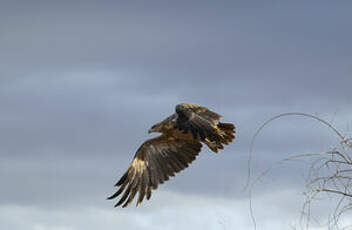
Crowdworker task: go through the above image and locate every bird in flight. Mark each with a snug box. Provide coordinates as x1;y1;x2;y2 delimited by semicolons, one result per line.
107;103;235;207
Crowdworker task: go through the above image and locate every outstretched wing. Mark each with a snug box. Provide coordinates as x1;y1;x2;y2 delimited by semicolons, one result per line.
107;135;202;208
175;103;222;141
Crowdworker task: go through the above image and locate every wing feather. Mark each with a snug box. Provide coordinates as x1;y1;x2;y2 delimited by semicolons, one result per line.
146;186;152;200
115;182;133;207
115;171;127;186
136;170;147;206
146;158;159;189
108;135;202;207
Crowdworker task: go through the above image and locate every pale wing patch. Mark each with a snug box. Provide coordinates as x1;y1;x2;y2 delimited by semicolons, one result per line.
131;158;147;173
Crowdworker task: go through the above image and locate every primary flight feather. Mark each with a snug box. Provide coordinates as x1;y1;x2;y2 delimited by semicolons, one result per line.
107;103;236;207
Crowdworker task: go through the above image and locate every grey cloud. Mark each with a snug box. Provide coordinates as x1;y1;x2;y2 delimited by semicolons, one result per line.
0;1;351;229
0;72;348;212
0;189;345;230
0;73;348;207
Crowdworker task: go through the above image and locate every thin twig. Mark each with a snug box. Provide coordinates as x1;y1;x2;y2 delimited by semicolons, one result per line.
245;112;346;191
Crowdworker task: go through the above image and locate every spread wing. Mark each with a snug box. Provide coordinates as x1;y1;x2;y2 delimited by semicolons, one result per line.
175;103;222;141
107;135;202;208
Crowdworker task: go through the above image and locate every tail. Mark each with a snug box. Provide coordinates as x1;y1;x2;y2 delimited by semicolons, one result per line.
218;122;236;144
204;122;235;153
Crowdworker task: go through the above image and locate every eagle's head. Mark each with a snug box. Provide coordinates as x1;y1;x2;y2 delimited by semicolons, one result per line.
148;123;162;134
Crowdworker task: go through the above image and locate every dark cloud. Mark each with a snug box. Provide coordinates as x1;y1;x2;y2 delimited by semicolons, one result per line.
0;1;351;229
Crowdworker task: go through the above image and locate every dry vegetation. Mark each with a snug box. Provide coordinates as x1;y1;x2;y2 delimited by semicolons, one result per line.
247;113;352;230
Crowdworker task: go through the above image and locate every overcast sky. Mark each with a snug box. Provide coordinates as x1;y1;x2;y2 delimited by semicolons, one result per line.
1;1;351;229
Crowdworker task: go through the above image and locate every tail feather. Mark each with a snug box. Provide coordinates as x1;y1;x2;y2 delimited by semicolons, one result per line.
218;122;236;144
204;122;235;153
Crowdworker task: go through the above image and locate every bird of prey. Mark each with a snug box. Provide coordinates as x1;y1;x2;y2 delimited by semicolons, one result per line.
107;103;235;208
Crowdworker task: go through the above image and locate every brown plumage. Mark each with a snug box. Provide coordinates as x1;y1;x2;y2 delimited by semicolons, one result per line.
107;103;236;207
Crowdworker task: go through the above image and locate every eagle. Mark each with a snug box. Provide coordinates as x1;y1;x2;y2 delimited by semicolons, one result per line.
107;103;235;207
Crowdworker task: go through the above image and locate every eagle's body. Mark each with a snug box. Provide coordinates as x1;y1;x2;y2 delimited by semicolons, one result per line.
108;103;235;207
